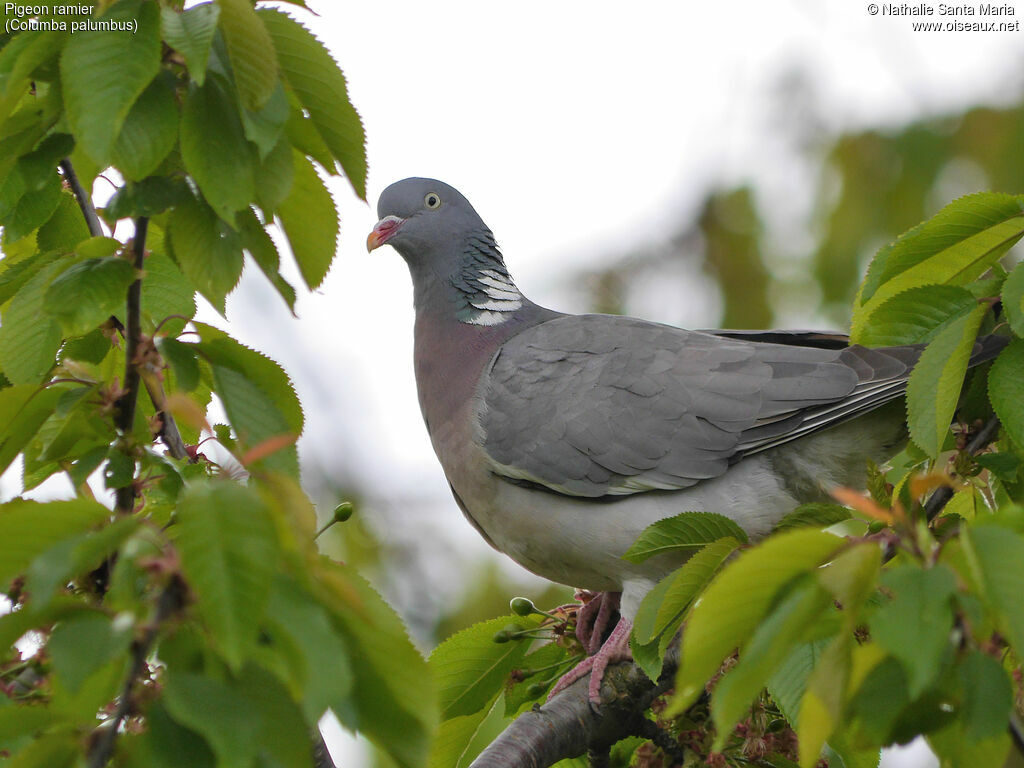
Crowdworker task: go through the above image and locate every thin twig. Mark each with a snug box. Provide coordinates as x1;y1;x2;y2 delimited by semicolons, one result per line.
85;575;186;768
114;218;148;514
58;158;104;238
924;416;1002;522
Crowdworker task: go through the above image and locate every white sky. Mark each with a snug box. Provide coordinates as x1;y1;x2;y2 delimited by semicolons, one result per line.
219;3;1022;764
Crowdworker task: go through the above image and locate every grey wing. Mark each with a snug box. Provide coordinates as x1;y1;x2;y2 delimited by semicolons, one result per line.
478;314;920;498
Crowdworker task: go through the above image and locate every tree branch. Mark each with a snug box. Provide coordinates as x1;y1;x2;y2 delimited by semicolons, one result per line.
469;648;679;768
85;575;187;768
924;416;1002;522
114;217;149;515
58;158;104;238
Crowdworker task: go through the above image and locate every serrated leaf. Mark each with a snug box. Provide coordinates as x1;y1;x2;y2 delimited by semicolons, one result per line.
238;207;296;312
773;503;852;532
43;257;135;337
989;338;1024;451
217;0;278;111
0;30;63;125
1;170;61;242
430;614;540;720
105;176;192;222
963;524;1024;660
0;260;63;384
797;634;851;768
111;72;178;182
36;192;90;252
631;536;739;672
166;195;243;314
852;193;1024;340
871;565;955;697
315;558;436;768
767;638;833;727
238;82;288;160
277;150;337;290
193;323;302;435
623;511;748;564
174;482;279;670
160;3;219;86
711;576;833;749
670;528;845;715
0;385;63;476
905;302;987;457
958;650;1012;743
258;8;366;198
0;248;62;306
428;707;493;768
156;337;200;392
140;246;196;329
0;498;110;587
1002;260;1024;338
163;670;261;768
180;78;256;221
253;135;294;214
855;285;980;347
265;575;353;722
60;0;161;166
49;611;132;694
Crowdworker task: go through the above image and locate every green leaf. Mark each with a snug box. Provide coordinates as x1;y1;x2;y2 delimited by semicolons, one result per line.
670;528;845;714
623;511;748;564
141;246;197;329
48;611;132;694
166;195;243;314
238;82;288;160
855;285;980;347
253;135;294;214
123;701;215;768
0;498;110;587
194;323;302;435
216;0;278;112
43;257;136;337
853;193;1024;339
36;192;90;252
238;207;296;311
1;169;61;243
958;650;1012;743
60;0;161;166
772;503;852;533
180;78;256;221
429;614;540;720
160;3;219;86
767;638;833;727
111;72;179;182
1002;259;1024;338
257;8;367;198
870;565;955;697
963;524;1024;659
105;176;192;222
989;339;1024;451
928;721;1011;768
0;385;63;475
797;634;851;768
711;576;833;749
905;302;987;457
163;670;261;768
630;537;739;679
157;338;200;392
0;261;64;384
265;575;353;722
174;482;279;670
429;707;493;768
0;30;64;125
276;150;338;290
1;730;77;768
315;558;436;768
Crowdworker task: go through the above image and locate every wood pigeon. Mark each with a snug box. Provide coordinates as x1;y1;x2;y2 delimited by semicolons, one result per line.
367;177;1002;704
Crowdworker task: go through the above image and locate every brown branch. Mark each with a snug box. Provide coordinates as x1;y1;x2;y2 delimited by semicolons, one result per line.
114;218;149;515
86;575;187;768
924;416;1002;522
469;648;679;768
58;158;104;238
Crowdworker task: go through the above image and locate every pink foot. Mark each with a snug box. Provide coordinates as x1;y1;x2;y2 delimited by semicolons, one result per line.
548;615;633;706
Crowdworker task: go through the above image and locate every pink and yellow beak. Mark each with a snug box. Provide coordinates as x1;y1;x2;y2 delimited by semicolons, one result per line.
367;215;404;252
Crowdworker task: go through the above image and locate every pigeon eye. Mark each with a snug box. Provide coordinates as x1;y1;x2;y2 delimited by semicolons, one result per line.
424;193;441;209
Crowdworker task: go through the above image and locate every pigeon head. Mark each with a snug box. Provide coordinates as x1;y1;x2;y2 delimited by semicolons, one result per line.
368;178;525;325
367;178;485;258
